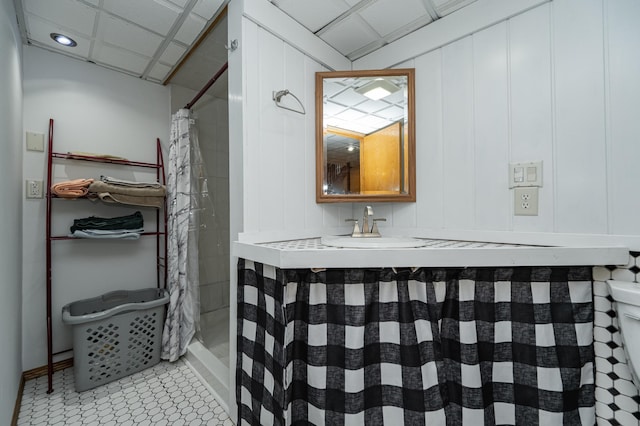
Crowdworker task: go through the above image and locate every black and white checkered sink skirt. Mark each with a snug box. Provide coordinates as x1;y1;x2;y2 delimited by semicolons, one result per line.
237;260;594;425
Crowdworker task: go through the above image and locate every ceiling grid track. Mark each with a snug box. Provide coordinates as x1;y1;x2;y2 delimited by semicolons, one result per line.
315;0;376;36
14;0;487;84
140;0;201;79
12;0;28;44
420;0;441;21
86;0;102;63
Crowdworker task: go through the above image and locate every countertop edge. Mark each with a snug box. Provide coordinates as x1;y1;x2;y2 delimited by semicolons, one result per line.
233;240;629;269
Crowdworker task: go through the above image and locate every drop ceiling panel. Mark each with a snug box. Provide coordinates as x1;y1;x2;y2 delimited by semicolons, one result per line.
23;0;97;37
323;73;409;136
331;87;369;107
323;80;349;98
14;0;484;87
358;0;430;37
355;99;393;113
320;15;379;56
97;14;163;57
383;90;407;104
167;0;190;7
174;13;207;45
148;62;172;81
93;42;150;74
336;108;366;122
354;114;391;130
102;0;181;36
324;101;348;116
25;14;92;57
159;42;187;65
273;0;351;33
192;0;224;20
375;105;405;120
431;0;478;16
329;119;375;135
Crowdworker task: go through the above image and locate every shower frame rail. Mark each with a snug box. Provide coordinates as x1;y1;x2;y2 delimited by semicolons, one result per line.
184;61;228;110
44;118;167;393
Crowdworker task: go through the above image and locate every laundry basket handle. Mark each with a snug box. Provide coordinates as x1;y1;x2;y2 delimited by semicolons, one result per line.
101;290;130;304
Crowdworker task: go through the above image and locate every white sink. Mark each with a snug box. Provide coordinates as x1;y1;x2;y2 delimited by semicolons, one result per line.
320;235;426;249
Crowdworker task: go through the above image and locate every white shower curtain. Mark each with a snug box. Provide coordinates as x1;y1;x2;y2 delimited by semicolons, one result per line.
161;108;206;361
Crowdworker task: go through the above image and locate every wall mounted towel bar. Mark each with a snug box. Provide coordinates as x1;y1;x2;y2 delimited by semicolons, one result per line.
273;89;306;115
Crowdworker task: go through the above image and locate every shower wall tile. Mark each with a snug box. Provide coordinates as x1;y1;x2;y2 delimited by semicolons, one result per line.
221;280;230;309
593;256;640;425
199;282;215;313
192;95;231;319
202;257;226;284
201;281;228;314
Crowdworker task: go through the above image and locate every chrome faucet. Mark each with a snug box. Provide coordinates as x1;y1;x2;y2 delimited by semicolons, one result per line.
362;206;373;235
346;206;386;237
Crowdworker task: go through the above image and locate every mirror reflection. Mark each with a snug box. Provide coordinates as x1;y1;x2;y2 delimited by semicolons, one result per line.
316;69;415;203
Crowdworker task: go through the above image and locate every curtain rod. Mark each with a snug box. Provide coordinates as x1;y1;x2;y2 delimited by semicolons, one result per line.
185;61;229;110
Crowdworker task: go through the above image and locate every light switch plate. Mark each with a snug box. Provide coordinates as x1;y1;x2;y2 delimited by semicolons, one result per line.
26;132;45;152
509;161;542;188
514;187;538;216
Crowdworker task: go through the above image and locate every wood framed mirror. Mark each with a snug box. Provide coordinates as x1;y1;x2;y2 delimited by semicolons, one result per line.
316;68;416;203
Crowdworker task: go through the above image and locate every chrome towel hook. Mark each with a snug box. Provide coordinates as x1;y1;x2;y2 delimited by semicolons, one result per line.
225;39;238;51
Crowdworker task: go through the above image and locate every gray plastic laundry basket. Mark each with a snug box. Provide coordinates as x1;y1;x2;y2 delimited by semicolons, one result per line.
62;288;169;392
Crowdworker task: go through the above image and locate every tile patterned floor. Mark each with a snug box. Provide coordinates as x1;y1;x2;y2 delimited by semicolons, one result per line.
17;359;234;426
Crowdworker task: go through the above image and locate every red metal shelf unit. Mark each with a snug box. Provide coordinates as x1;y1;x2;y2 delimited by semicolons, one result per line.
44;118;167;393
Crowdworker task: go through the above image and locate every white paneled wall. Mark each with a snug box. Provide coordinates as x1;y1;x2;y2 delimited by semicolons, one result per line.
239;0;640;241
442;36;475;230
509;5;554;232
241;18;353;236
351;0;640;239
0;0;23;421
415;51;444;229
606;0;640;235
552;0;607;234
473;22;510;231
22;46;171;371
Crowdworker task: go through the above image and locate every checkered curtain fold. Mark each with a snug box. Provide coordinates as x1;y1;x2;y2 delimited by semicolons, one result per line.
237;261;594;425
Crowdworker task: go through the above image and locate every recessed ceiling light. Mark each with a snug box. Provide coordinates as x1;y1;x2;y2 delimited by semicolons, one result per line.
355;78;400;101
50;33;77;47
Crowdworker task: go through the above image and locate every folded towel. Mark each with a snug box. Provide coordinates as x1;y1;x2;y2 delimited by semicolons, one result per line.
88;181;166;197
51;178;95;198
100;175;163;189
71;211;143;233
66;152;128;161
90;192;165;209
70;229;143;240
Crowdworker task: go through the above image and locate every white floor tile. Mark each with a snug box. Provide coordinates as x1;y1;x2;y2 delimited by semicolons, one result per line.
17;359;233;425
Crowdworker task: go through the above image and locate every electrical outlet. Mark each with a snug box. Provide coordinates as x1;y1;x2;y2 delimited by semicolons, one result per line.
26;180;44;199
514;187;538;216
